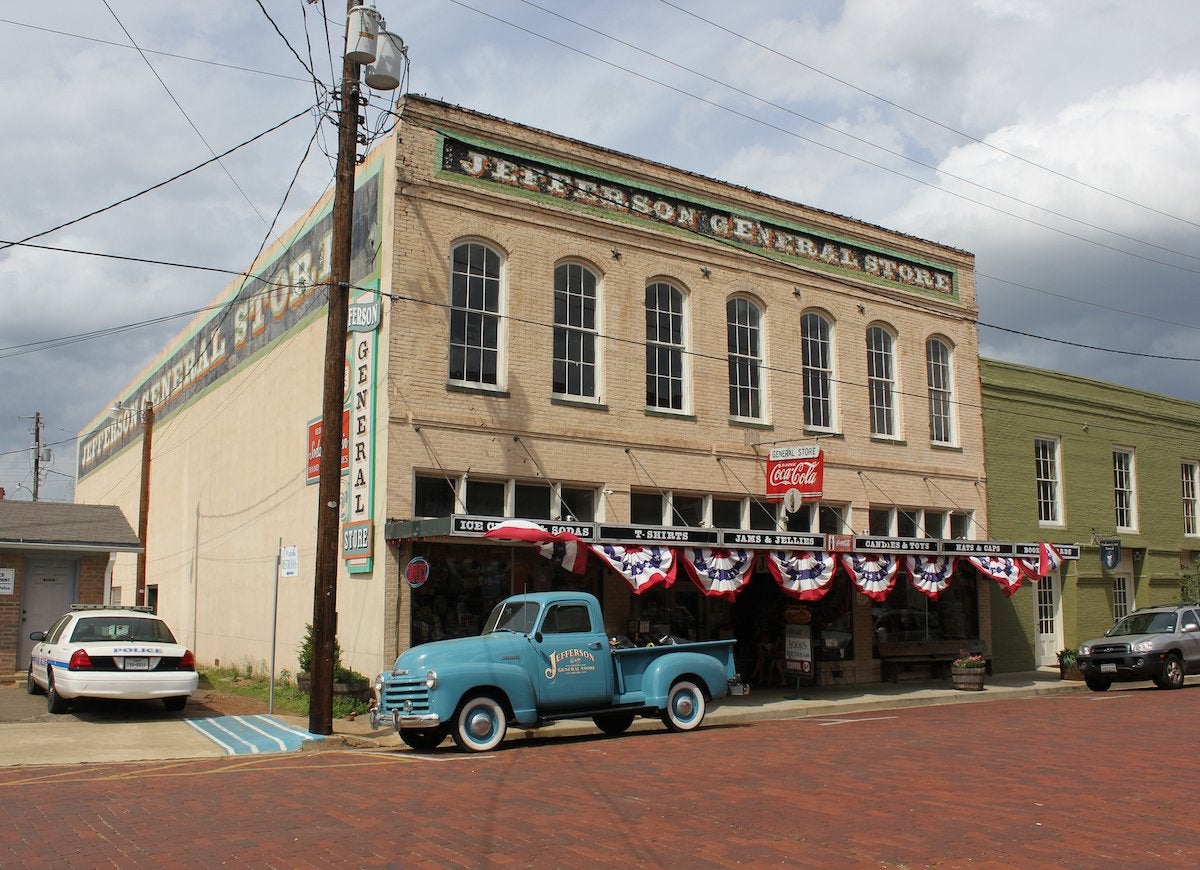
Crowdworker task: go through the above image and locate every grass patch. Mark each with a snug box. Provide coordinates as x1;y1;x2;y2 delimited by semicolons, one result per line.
199;667;370;718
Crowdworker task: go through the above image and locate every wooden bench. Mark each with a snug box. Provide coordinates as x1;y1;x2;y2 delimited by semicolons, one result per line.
877;640;992;682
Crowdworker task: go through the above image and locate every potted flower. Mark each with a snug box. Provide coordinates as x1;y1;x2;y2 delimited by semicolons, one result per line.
950;650;987;691
1056;648;1082;681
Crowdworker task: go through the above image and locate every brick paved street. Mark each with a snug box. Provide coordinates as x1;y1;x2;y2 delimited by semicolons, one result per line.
1;687;1197;868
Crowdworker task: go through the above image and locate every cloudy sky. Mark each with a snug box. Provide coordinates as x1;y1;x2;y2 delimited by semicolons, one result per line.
2;0;1198;503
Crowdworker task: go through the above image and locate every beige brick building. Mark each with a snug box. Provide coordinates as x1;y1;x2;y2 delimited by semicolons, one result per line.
76;97;1016;686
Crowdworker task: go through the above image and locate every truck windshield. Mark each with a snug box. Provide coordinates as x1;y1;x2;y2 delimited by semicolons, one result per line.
483;600;540;634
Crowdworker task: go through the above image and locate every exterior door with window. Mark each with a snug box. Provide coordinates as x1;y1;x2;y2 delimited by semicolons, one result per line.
18;559;78;668
1033;569;1063;667
532;600;613;711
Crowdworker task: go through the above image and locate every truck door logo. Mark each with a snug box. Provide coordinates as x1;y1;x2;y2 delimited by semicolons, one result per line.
545;648;596;680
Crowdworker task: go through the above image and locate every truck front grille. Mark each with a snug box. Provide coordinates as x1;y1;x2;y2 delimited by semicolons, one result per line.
381;676;430;714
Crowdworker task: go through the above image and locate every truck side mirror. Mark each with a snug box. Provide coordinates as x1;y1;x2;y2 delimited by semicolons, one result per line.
534;631;543;643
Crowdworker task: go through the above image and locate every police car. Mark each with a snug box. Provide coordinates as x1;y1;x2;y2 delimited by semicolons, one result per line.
26;605;199;714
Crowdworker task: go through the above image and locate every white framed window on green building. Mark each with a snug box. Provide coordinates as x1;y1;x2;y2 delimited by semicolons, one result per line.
1183;461;1198;537
1112;447;1137;532
1034;436;1063;526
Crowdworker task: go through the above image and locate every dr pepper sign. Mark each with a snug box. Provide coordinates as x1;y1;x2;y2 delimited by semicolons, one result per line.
766;445;824;509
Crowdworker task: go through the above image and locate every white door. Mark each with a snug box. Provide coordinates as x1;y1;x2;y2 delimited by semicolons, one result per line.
1033;569;1062;667
18;559;78;668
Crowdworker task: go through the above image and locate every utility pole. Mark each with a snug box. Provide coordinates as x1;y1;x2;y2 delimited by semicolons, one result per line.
136;401;154;607
31;412;41;501
309;0;363;737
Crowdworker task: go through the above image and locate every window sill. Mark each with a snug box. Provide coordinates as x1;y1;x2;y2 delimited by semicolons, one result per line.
729;417;772;430
870;435;906;446
552;396;608;411
803;429;844;439
446;382;510;398
645;407;696;421
930;442;962;452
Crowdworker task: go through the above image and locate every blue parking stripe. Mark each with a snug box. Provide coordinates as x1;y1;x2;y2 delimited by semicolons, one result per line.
186;715;323;755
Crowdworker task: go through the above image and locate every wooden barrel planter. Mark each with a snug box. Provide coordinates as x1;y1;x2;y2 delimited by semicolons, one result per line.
950;665;986;691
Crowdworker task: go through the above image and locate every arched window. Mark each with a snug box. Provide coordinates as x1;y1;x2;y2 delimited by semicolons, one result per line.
727;297;763;419
645;282;686;411
449;241;502;386
866;325;896;437
801;311;834;429
553;263;599;399
926;337;954;444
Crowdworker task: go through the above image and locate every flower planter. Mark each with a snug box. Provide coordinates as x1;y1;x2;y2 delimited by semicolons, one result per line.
951;665;986;691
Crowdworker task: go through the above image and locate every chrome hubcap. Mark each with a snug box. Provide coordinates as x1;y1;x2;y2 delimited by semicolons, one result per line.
675;694;694;719
468;709;493;738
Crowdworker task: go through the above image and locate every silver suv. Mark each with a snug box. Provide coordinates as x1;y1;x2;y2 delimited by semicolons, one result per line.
1077;604;1200;692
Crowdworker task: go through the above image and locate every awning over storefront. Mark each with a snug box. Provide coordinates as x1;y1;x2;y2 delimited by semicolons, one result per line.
386;515;1079;602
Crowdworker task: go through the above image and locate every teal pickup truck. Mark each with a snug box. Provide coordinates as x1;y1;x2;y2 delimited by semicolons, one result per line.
371;591;746;752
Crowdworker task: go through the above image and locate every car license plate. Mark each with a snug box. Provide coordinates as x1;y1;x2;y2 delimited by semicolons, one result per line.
123;657;150;670
1101;663;1117;673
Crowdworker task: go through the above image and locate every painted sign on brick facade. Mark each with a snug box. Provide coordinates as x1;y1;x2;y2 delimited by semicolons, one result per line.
441;135;955;297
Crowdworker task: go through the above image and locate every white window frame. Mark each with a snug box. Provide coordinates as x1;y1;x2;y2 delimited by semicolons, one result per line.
1113;575;1131;620
448;240;505;389
866;324;897;438
1183;461;1198;537
1113;447;1138;532
1034;436;1064;526
801;311;835;431
727;296;764;421
552;261;601;402
926;337;955;445
645;281;689;413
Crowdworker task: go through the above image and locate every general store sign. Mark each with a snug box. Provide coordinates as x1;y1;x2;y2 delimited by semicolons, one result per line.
442;136;956;298
766;446;824;502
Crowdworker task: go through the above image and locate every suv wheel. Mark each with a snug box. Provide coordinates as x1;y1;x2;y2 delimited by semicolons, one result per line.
1155;654;1185;690
1084;676;1111;692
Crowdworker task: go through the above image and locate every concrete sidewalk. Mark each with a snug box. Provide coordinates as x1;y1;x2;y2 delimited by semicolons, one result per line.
303;668;1089;750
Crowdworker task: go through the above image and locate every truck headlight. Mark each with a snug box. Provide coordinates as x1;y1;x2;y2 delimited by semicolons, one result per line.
1079;645;1090;656
425;669;438;689
1132;640;1155;653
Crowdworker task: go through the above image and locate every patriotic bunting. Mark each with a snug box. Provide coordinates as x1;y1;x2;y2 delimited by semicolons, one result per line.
483;519;589;574
680;547;755;601
591;544;676;593
905;554;957;601
967;555;1024;597
839;553;901;602
765;550;837;601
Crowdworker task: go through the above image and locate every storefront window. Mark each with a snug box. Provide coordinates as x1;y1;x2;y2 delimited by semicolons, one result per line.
897;510;918;538
631;491;663;524
871;562;979;656
713;498;742;529
819;504;845;534
629;581;728;643
673;494;704;526
414;474;457;517
559;487;595;522
515;483;550;519
786;503;814;532
812;575;854;661
869;507;892;535
465;480;505;516
750;500;777;530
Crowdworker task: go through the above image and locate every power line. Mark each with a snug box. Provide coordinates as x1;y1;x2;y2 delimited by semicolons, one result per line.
654;0;1200;234
0;106;314;253
515;0;1200;268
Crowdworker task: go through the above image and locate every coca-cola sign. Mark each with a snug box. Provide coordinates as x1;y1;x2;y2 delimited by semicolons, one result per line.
766;445;824;502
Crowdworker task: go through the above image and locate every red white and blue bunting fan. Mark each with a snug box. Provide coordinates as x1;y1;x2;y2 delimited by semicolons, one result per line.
765;550;837;601
967;555;1024;597
1019;543;1064;582
680;547;755;601
839;553;900;602
591;544;676;593
483;519;588;574
905;554;957;601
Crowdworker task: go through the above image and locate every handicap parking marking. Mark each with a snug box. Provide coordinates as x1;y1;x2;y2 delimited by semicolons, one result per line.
186;715;323;755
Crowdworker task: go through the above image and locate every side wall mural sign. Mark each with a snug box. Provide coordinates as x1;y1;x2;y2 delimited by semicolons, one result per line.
77;168;382;480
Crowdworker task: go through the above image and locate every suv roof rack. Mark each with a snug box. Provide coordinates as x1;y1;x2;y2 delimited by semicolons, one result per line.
71;604;155;613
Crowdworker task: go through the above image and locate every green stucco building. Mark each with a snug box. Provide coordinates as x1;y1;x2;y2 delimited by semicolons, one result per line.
981;359;1200;672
